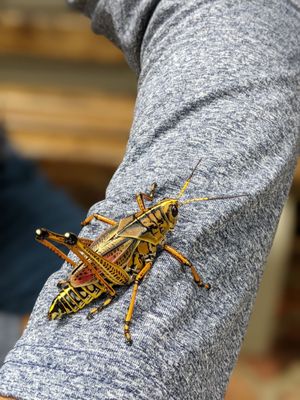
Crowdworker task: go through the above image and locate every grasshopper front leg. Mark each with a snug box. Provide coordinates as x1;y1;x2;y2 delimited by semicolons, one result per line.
136;182;157;211
163;244;211;290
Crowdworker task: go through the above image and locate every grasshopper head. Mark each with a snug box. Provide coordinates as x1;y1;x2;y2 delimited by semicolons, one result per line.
158;198;179;230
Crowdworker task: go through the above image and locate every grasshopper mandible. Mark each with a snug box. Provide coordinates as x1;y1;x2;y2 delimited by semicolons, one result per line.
35;160;245;344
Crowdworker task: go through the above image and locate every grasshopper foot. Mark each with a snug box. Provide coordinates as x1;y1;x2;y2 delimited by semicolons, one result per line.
124;321;133;346
198;281;211;290
180;263;187;273
125;336;133;346
87;310;96;320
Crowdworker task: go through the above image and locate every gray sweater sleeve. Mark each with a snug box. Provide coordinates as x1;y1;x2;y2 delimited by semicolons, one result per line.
1;1;299;399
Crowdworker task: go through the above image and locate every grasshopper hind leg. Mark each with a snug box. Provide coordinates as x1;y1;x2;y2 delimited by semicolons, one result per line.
87;295;115;320
124;261;153;345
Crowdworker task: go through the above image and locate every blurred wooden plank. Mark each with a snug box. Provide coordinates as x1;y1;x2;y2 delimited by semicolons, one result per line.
2;86;134;134
0;86;134;167
0;9;125;64
0;56;137;94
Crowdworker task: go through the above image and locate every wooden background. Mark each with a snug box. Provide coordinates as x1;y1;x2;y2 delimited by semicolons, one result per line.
0;1;136;207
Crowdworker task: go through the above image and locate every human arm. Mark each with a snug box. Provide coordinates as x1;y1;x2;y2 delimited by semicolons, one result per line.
0;1;299;399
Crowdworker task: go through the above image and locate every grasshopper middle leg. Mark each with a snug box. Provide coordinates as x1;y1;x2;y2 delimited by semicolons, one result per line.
163;244;211;290
81;213;117;226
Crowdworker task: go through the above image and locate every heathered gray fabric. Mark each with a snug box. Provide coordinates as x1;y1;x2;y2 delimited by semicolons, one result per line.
1;1;300;399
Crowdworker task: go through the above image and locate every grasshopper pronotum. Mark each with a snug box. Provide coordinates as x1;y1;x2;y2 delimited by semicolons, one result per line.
36;160;245;344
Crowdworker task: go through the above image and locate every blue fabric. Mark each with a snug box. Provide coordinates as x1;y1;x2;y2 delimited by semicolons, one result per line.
0;127;84;314
0;1;299;399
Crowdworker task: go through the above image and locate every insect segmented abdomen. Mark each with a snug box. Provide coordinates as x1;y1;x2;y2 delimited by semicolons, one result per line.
48;282;106;320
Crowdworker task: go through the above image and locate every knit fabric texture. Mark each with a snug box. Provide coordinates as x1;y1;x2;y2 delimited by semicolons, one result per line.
0;1;300;399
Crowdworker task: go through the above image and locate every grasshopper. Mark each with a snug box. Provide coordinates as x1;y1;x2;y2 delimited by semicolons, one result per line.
35;160;245;344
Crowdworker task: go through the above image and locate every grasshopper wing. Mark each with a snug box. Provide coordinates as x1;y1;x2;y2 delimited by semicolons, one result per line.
70;236;137;287
70;213;146;287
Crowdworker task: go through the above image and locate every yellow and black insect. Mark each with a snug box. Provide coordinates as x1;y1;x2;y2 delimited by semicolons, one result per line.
35;161;245;344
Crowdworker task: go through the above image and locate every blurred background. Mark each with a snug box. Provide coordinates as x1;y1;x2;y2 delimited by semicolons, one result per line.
0;1;299;399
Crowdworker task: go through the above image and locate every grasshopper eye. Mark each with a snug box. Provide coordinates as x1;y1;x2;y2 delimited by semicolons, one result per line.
171;204;178;217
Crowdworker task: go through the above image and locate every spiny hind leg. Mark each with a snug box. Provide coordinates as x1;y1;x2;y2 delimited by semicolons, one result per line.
35;228;78;268
36;229;117;296
163;244;211;290
136;182;157;211
35;228;93;268
36;228;94;268
81;214;117;227
124;261;153;345
78;237;94;246
87;295;115;320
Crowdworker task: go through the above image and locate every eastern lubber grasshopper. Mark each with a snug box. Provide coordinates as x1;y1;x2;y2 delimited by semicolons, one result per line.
35;160;245;344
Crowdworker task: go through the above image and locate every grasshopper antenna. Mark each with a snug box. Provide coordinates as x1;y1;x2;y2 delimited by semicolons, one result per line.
177;158;202;199
181;193;248;206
